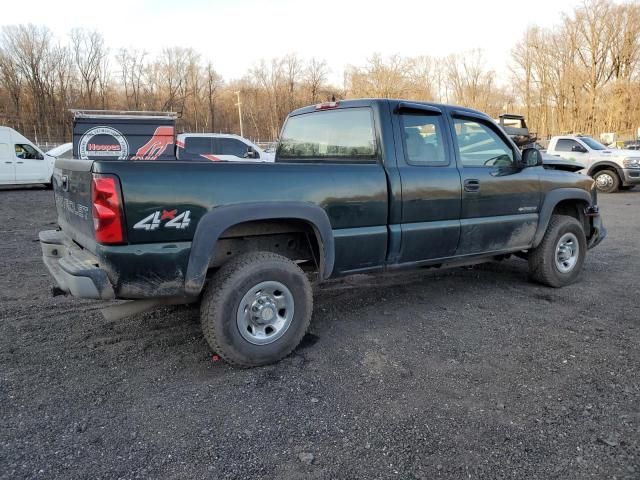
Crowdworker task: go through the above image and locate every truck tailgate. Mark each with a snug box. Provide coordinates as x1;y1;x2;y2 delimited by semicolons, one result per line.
53;158;97;253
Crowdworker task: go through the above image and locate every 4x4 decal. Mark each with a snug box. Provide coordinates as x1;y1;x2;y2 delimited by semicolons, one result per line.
134;209;191;230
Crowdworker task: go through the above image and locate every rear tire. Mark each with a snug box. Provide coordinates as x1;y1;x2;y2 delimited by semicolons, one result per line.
528;215;586;288
593;169;620;193
200;251;313;367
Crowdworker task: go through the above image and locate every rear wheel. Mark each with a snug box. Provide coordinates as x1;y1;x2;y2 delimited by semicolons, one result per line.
593;169;620;193
528;215;586;287
200;251;313;367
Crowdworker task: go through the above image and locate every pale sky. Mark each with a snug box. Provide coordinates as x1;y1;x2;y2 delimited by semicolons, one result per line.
2;0;585;85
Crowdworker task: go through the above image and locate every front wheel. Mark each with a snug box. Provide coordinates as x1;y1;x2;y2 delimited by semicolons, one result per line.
528;215;587;287
200;251;313;367
593;169;620;193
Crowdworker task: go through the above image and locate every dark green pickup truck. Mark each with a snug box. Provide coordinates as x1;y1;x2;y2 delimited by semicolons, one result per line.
40;99;605;366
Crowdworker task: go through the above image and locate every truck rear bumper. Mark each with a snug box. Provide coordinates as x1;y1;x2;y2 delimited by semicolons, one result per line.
39;230;115;300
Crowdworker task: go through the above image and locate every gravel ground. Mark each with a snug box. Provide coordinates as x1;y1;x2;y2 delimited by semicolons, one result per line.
1;186;638;480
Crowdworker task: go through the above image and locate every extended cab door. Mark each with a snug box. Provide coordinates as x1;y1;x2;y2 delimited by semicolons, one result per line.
450;112;540;255
392;103;461;263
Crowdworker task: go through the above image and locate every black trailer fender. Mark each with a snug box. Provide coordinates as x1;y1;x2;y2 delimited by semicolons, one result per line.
184;202;335;296
532;188;592;247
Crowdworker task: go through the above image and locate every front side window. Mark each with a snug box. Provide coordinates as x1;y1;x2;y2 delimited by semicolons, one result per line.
217;138;250;157
453;119;514;167
555;139;582;152
401;114;447;165
15;144;43;160
277;108;376;162
579;137;606;150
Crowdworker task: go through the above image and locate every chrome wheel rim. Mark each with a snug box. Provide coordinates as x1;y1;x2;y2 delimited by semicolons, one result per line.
555;232;579;273
236;281;294;345
595;173;614;190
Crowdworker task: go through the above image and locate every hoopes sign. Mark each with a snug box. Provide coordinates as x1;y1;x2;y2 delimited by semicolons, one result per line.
78;126;129;160
72;110;177;161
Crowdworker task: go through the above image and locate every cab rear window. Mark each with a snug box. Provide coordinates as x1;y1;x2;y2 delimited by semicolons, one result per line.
277;108;376;162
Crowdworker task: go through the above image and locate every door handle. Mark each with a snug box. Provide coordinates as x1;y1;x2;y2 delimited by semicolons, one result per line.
464;179;480;192
16;161;24;164
4;161;12;164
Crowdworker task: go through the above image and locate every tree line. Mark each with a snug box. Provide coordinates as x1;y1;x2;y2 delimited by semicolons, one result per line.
1;0;639;145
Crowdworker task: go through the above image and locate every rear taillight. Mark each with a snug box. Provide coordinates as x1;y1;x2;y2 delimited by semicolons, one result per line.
91;174;125;244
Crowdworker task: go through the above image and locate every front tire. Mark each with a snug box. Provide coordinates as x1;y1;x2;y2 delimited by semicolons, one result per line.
528;215;586;288
593;169;620;193
200;251;313;367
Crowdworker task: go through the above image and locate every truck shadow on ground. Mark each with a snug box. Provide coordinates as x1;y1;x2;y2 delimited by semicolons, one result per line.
126;257;552;365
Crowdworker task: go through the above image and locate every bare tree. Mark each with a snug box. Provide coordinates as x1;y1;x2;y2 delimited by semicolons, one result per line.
1;24;56;140
305;57;327;103
204;62;222;131
0;49;23;128
70;29;107;106
116;48;147;110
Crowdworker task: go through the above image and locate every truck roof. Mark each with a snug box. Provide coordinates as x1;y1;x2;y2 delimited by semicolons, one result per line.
551;134;593;139
288;98;489;118
176;133;251;140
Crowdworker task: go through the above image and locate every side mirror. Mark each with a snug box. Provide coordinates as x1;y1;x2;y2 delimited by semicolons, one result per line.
521;148;543;167
244;147;258;159
571;145;586;153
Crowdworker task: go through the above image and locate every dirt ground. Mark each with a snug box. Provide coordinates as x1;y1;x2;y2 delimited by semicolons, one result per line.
1;186;638;480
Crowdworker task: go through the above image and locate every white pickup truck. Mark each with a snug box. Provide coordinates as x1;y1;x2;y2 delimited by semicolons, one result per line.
175;133;274;163
546;135;640;193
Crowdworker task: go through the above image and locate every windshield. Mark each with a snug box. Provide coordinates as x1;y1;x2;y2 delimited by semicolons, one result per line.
579;137;607;150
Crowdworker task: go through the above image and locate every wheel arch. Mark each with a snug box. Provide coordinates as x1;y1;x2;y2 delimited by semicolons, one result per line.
587;161;624;180
185;202;334;296
532;188;592;248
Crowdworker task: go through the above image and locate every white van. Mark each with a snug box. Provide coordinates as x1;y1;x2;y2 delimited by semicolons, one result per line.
176;133;275;162
0;127;55;187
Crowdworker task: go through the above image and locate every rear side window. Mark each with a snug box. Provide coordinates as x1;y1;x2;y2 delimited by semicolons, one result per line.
401;114;448;165
555;139;580;152
182;137;213;160
277;108;376;162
